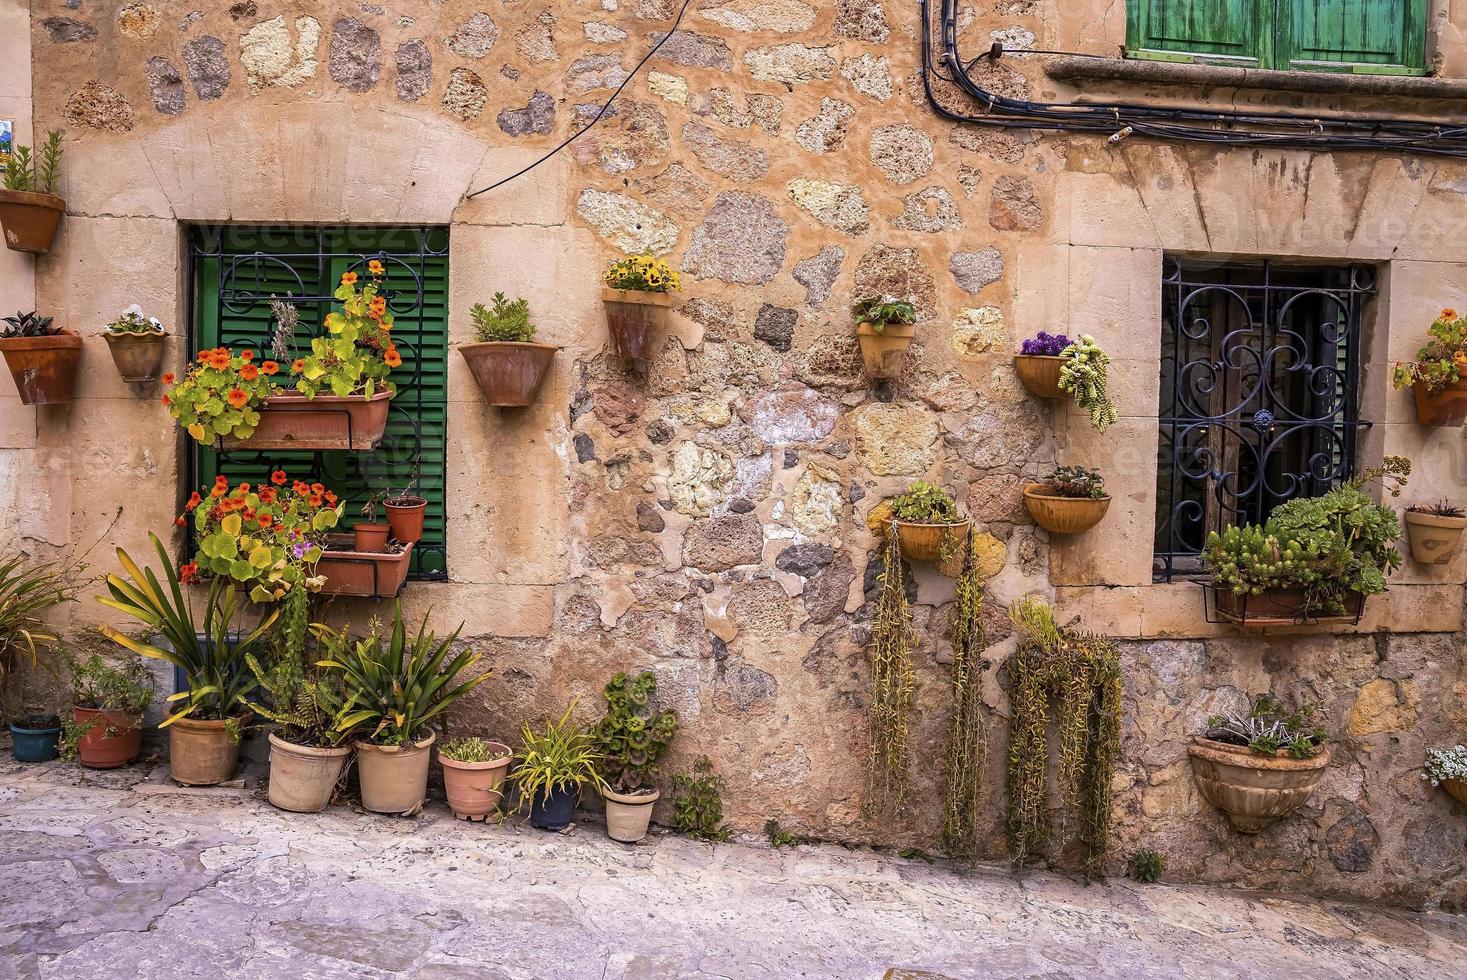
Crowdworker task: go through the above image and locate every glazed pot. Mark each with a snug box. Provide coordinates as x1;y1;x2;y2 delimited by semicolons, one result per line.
355;731;435;815
1023;484;1111;534
1403;509;1467;564
528;784;580;831
439;742;513;821
1411;379;1467;427
602;288;671;360
316;537;414;598
1211;587;1365;627
267;733;351;813
1445;778;1467;807
458;341;558;407
384;496;427;544
1013;354;1066;399
0;189;65;254
604;787;659;843
73;707;142;769
1188;736;1329;833
0;331;83;405
168;716;244;786
353;522;390;553
880;518;971;563
9;718;61;762
856;321;916;379
102;331;167;384
219;390;392;451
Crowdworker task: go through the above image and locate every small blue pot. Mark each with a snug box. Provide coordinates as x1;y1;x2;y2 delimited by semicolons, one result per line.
528;785;579;831
10;720;61;763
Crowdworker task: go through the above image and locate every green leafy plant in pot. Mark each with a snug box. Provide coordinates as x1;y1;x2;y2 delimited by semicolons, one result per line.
877;480;971;565
0;553;79;763
590;670;678;843
852;294;917;379
61;651;154;769
458;292;559;407
511;702;608;831
1;309;82;405
0;129;65;254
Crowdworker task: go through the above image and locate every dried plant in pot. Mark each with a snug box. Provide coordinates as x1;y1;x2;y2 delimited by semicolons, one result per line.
438;736;513;821
875;480;971;563
1423;745;1467;807
1024;466;1111;535
383;474;428;545
510;702;608;832
0;310;82;405
61;651;154;769
602;254;679;361
353;491;391;553
853;295;917;379
1188;694;1329;833
458;293;558;407
102;305;168;384
1402;501;1467;565
1393;308;1467;426
0;130;65;254
591;671;678;843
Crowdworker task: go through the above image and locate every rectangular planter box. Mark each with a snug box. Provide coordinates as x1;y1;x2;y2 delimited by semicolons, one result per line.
1207;585;1365;628
315;536;413;598
220;391;392;451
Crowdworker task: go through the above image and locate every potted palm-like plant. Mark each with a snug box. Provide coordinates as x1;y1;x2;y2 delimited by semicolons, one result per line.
1188;694;1329;832
318;605;492;816
99;535;279;786
602;254;679;360
439;736;514;821
61;651;154;769
1;310;82;405
591;671;678;843
1402;501;1467;564
102;305;168;384
876;480;971;562
458;293;558;407
853;295;917;379
1024;466;1111;534
0;129;65;254
511;702;608;832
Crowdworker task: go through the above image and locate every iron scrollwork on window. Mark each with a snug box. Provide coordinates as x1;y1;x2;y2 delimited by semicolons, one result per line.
1154;259;1374;583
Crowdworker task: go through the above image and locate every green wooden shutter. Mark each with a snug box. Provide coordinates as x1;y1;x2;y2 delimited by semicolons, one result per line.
1126;0;1269;67
1276;0;1426;75
191;226;449;579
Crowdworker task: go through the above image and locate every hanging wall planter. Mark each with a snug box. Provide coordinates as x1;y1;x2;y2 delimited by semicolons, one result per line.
1409;381;1467;427
1188;736;1329;833
102;307;168;384
0;313;82;405
1393;310;1467;426
1403;505;1467;564
1206;586;1366;628
459;341;557;406
852;295;918;380
1012;354;1065;399
0;131;67;254
875;481;970;563
315;536;414;598
603;289;671;360
220;391;393;451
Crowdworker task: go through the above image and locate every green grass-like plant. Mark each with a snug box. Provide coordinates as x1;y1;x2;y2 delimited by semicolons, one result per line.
440;736;508;763
510;702;608;808
0;554;80;679
887;480;962;524
2;130;62;194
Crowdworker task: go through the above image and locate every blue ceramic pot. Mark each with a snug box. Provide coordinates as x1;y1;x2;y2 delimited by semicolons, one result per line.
10;719;61;763
528;784;579;831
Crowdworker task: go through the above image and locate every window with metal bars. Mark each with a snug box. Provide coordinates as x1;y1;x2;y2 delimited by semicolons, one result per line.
1153;258;1374;583
187;225;450;579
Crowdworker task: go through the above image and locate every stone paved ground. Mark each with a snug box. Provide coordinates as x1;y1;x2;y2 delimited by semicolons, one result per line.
1;755;1464;980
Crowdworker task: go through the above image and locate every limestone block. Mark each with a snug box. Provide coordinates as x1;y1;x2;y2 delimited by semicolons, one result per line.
1347;679;1421;736
1349;158;1433;260
1394;164;1467;261
1012;242;1069;338
318;583;555;638
0;398;36;449
1062;168;1160;250
1049;416;1157;588
456;150;571;229
0;0;31;98
59;138;173;219
1064;245;1163;355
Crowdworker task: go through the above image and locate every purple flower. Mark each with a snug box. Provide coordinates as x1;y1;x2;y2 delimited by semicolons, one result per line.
1021;331;1072;356
291;541;309;559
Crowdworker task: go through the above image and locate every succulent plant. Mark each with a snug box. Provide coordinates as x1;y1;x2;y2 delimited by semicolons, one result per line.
1;311;58;339
671;755;731;841
1020;330;1071;356
887;480;962;524
1047;466;1106;500
1423;745;1467;786
1204;693;1327;759
590;670;678;795
1127;849;1164;884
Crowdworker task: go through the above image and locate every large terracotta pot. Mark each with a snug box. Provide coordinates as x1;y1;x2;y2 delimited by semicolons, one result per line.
439;742;513;821
1403;509;1467;564
355;731;435;815
316;537;414;598
879;518;971;563
1445;778;1467;807
1188;736;1329;833
1411;379;1467;427
604;787;659;843
169;716;244;786
0;331;82;405
458;342;557;407
0;189;64;254
603;288;671;360
267;733;351;813
73;707;142;769
384;496;427;544
1211;587;1365;627
1013;354;1066;399
102;331;167;384
1023;484;1111;534
219;390;392;451
856;322;915;379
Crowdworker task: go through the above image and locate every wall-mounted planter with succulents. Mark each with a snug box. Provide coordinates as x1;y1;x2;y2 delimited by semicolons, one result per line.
853;295;916;380
603;255;680;361
458;293;557;406
0;130;65;255
877;481;971;563
1424;745;1467;807
1013;331;1118;432
1023;466;1110;535
1393;308;1467;426
1188;695;1329;832
0;311;81;405
1403;502;1467;564
102;306;168;384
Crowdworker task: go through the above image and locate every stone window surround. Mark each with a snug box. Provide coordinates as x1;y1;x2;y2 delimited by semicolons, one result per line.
1025;150;1467;640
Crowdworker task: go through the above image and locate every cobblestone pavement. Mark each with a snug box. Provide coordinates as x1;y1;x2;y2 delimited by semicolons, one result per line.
1;755;1463;980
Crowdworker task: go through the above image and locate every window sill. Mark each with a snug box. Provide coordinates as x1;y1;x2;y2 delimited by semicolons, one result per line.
1044;56;1467;102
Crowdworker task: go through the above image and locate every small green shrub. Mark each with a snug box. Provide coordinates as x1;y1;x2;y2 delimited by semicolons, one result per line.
440;736;508;764
2;130;62;194
591;670;677;795
671;755;732;841
469;292;536;343
764;820;805;848
852;294;916;333
888;480;961;524
59;650;155;761
1127;849;1164;884
1046;466;1106;500
1;311;59;339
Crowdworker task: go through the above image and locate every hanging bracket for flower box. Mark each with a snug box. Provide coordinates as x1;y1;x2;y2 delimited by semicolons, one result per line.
315;535;414;598
1200;583;1366;629
218;391;392;452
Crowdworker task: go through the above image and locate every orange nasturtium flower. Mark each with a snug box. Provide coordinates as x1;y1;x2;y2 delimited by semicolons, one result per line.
384;346;402;368
293;480;310;494
186;491;202;510
369;295;387;318
240;363;260;382
162;372;176;385
1442;308;1459;320
226;387;249;408
324;491;338;505
261;360;279;375
308;493;323;507
368;259;385;276
341;271;358;287
271;470;288;486
161;394;171;406
291;359;305;374
240;350;255;362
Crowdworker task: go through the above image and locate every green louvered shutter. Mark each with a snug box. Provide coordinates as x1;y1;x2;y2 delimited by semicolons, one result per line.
1126;0;1269;67
1276;0;1426;75
191;226;449;579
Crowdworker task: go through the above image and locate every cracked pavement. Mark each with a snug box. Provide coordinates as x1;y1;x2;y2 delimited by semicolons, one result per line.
1;753;1464;979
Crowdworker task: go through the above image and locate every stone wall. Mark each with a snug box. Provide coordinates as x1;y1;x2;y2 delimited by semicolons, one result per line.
3;0;1465;910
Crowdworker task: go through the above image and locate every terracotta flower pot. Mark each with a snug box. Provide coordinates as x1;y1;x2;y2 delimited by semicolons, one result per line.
353;523;390;553
1013;354;1066;399
1445;778;1467;807
603;288;671;360
0;189;65;254
1411;379;1467;427
168;716;244;786
355;732;435;816
1188;736;1329;833
103;331;167;384
0;331;82;405
604;787;659;843
856;322;916;379
439;742;513;821
1211;587;1365;627
267;733;351;813
316;537;414;598
879;518;971;562
458;341;557;407
219;390;392;451
1403;510;1467;564
384;496;427;544
73;707;142;769
1023;484;1111;534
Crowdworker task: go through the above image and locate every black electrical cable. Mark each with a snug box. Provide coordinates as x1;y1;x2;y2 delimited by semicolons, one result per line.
464;0;695;200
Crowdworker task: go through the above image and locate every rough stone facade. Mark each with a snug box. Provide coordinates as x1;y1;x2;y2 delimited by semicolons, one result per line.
2;0;1466;912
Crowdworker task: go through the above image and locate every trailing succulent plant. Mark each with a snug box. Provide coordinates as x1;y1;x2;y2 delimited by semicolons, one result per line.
1204;693;1327;759
941;528;988;863
1057;334;1119;433
1;311;59;339
887;480;962;524
852;294;917;334
1423;745;1467;787
470;292;537;344
1046;466;1107;500
1203;456;1410;617
1127;849;1165;884
865;522;915;815
671;755;732;841
590;670;678;795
